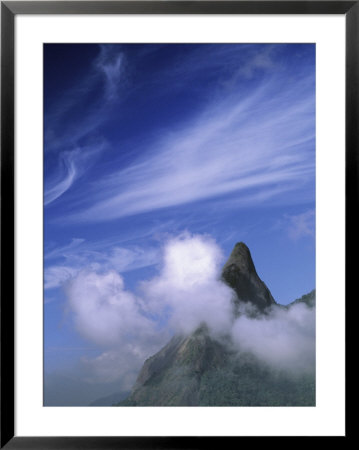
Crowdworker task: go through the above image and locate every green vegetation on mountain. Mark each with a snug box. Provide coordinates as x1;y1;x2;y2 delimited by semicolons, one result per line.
116;242;315;407
289;289;316;308
118;325;314;406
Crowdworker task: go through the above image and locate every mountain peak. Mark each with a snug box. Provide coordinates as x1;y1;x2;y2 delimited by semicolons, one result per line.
222;242;276;311
225;242;256;273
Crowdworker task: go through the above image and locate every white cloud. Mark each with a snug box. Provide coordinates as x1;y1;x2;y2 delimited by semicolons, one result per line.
44;154;76;206
44;265;78;290
231;303;315;374
44;240;160;291
64;234;234;343
67;73;314;223
44;46;127;156
107;246;159;272
142;233;235;335
45;142;105;206
237;45;277;79
65;270;160;347
95;45;125;101
63;234;235;390
286;209;315;240
45;238;85;260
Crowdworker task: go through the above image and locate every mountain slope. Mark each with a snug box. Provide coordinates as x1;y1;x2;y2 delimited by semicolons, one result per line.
289;289;316;308
119;325;314;406
120;326;229;406
117;242;315;407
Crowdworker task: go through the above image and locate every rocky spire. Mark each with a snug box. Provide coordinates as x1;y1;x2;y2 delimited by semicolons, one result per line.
221;242;276;311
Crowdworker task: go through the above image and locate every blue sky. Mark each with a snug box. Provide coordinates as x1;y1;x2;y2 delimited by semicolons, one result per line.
44;44;315;405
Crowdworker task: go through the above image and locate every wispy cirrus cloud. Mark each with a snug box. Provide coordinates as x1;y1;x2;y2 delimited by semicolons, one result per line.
45;265;79;290
44;141;106;206
44;45;126;206
44;238;160;291
44;155;76;206
45;45;127;153
64;72;314;223
287;209;315;240
272;209;315;241
95;45;126;101
45;238;85;260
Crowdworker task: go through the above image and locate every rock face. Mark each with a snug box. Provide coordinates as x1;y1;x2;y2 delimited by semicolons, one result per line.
222;242;276;311
117;242;315;407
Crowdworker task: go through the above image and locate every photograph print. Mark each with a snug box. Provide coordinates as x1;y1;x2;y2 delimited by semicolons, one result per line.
44;43;315;407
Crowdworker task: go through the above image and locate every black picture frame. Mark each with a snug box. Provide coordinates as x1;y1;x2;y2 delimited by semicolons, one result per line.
1;1;354;447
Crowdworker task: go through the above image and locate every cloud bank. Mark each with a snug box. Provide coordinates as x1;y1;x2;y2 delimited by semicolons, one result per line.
62;233;315;390
232;302;315;374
